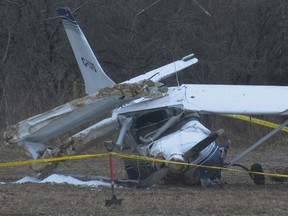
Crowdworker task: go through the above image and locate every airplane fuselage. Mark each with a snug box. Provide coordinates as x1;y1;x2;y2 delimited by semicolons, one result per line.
119;106;224;186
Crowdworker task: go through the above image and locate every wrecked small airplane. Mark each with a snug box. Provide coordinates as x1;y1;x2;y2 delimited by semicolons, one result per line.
4;7;288;187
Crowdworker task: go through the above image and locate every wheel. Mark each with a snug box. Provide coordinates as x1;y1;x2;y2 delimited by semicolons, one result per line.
250;163;265;185
271;166;288;183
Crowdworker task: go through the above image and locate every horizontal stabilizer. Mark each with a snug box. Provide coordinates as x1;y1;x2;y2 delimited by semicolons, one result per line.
126;54;198;83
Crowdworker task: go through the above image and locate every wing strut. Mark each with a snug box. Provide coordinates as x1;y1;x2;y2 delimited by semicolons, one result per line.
227;118;288;167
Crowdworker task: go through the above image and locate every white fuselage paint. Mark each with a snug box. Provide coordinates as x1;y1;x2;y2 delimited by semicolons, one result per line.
148;120;213;162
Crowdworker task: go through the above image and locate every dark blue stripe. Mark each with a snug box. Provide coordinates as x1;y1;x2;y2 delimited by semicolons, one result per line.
57;7;78;26
189;143;219;165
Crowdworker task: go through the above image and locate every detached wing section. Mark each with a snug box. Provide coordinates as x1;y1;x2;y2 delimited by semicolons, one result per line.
126;54;198;83
3;82;166;158
184;84;288;115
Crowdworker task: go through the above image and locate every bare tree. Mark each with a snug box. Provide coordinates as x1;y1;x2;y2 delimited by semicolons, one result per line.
1;0;288;137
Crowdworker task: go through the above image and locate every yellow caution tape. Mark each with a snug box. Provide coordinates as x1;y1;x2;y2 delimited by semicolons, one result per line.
2;115;287;180
1;151;288;179
0;153;111;167
224;114;288;133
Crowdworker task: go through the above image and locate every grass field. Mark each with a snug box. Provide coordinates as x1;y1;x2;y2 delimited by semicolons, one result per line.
1;135;288;215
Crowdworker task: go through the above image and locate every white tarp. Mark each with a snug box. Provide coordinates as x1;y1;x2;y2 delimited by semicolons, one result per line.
1;174;111;187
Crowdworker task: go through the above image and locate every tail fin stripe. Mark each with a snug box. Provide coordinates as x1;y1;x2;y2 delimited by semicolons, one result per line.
57;7;115;94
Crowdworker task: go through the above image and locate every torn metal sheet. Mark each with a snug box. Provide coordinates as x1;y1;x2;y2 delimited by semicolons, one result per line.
31;148;57;174
53;117;119;157
30;117;118;173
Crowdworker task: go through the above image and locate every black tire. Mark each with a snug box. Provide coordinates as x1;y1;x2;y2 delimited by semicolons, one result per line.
271;166;288;183
250;163;265;185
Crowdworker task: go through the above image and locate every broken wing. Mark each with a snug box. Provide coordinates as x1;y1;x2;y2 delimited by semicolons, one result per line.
3;81;166;158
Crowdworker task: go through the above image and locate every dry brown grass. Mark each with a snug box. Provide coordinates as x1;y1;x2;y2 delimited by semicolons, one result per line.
1;180;288;215
1;137;288;215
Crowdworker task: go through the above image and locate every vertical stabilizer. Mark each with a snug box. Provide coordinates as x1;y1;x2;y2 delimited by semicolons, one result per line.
57;7;115;94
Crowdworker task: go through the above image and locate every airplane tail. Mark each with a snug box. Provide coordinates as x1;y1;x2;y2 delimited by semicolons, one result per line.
57;7;115;94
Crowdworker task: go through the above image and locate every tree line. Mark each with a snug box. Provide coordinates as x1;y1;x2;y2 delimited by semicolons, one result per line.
1;0;288;135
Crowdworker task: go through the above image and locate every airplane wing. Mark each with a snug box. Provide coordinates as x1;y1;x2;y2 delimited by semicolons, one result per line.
115;84;288;116
3;82;166;158
125;54;198;83
183;84;288;115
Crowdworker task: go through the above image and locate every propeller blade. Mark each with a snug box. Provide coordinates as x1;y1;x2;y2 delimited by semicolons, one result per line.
184;129;224;160
138;167;169;188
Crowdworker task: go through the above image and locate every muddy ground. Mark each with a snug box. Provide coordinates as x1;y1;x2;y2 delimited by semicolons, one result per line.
1;138;288;215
